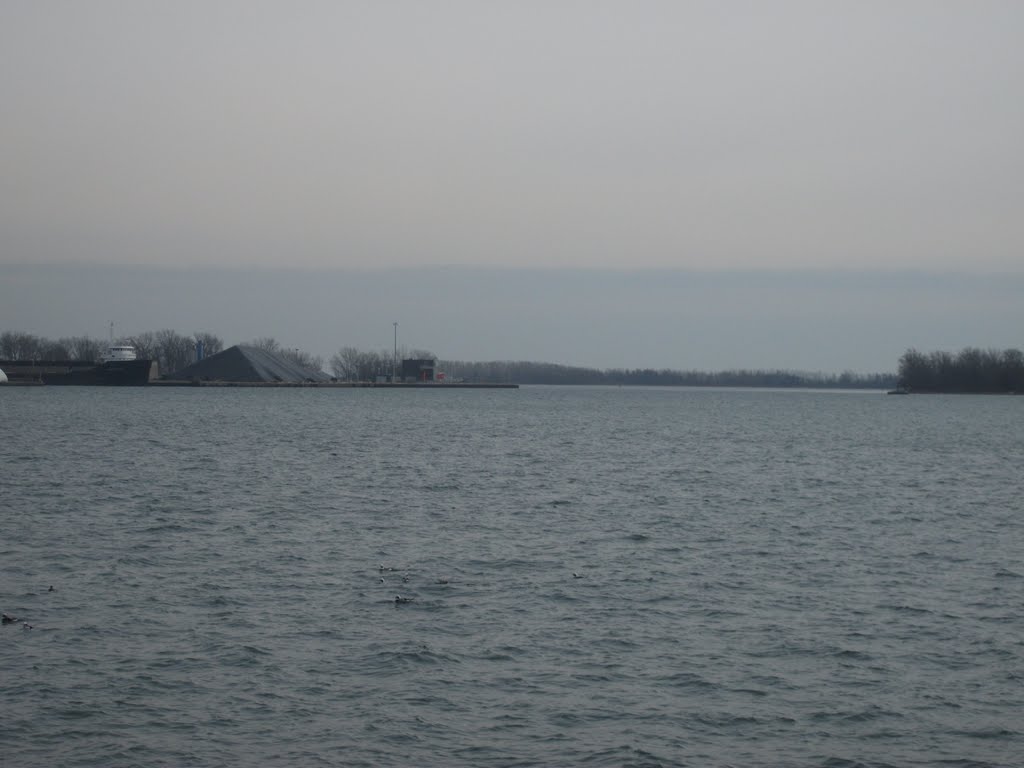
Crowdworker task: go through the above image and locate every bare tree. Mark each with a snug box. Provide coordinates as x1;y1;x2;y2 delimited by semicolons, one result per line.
193;332;223;357
148;329;195;375
329;347;393;380
61;336;104;361
250;337;280;353
280;347;324;373
0;331;43;359
330;346;369;380
126;331;153;359
39;339;71;359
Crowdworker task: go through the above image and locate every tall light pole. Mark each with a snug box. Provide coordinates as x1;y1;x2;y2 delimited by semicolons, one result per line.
392;322;398;383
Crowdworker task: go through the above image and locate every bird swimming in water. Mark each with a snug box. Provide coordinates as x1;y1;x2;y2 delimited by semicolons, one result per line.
573;572;583;579
22;622;33;630
48;586;55;592
2;613;17;625
435;578;449;585
394;595;414;604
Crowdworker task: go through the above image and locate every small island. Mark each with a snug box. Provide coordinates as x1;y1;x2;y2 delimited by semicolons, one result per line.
896;347;1024;394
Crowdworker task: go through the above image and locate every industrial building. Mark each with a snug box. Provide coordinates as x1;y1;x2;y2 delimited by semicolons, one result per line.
400;358;436;383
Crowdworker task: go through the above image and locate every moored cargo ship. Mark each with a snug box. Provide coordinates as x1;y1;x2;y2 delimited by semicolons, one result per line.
0;344;157;385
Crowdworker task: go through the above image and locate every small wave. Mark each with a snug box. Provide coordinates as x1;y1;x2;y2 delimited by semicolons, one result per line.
811;705;905;723
55;706;102;720
729;686;768;697
664;671;715;690
138;523;193;534
949;726;1019;739
213;644;273;667
690;710;764;729
877;603;933;615
360;647;461;674
700;608;745;618
579;744;673;767
832;648;874;661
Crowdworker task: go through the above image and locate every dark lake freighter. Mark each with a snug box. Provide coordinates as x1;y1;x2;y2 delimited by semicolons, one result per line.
0;343;157;385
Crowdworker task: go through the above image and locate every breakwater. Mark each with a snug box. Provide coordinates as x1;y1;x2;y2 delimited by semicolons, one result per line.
148;380;518;388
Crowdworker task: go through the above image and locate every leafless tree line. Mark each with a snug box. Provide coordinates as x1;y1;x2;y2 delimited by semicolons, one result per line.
248;337;324;373
0;331;105;362
322;348;896;388
4;329;909;387
328;346;436;381
898;347;1024;393
428;359;896;388
1;328;330;376
0;329;225;376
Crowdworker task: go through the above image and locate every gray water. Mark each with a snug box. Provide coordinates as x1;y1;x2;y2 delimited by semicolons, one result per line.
1;386;1021;767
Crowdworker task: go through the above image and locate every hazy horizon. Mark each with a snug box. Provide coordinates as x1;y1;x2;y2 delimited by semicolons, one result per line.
3;263;1021;374
2;4;1021;371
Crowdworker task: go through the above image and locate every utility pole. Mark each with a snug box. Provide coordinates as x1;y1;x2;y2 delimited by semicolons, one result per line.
393;322;398;383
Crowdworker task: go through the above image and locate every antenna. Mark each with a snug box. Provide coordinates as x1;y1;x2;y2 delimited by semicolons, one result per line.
109;321;114;344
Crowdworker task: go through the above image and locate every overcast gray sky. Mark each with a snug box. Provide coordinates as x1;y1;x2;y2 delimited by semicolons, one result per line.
1;3;1021;370
3;1;1022;271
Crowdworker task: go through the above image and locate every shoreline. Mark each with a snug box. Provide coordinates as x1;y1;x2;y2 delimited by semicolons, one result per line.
148;380;519;389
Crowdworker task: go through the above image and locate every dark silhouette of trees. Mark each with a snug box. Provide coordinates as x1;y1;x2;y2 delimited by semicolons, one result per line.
898;347;1024;393
436;359;895;388
1;331;105;361
329;346;436;381
250;337;280;352
330;347;390;381
250;337;323;372
193;332;223;357
1;328;914;388
281;348;324;373
1;328;224;375
0;331;44;359
152;329;195;375
63;336;104;361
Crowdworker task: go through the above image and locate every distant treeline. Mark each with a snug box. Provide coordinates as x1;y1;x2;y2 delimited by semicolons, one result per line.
328;348;895;387
2;329;898;388
437;360;896;389
898;347;1024;393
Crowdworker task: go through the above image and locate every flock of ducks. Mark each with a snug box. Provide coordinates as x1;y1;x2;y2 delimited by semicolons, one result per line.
6;570;587;623
2;586;55;630
380;564;438;605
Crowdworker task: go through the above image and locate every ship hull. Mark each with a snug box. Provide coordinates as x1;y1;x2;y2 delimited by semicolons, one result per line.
0;359;157;386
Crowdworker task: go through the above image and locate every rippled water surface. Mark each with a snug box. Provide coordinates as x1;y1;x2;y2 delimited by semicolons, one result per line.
1;386;1022;767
